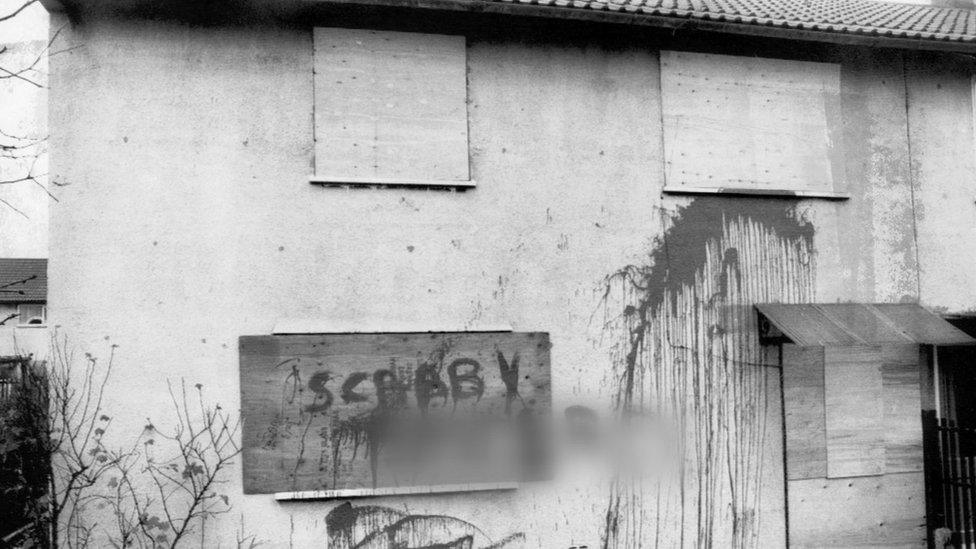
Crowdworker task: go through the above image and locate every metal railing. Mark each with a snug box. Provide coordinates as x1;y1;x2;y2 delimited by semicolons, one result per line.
929;417;976;547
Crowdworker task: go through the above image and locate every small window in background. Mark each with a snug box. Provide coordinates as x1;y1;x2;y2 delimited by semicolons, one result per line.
311;28;471;187
17;304;45;326
660;51;847;199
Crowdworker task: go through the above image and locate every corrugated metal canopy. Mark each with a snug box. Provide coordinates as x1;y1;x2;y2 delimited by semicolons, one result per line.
755;303;976;346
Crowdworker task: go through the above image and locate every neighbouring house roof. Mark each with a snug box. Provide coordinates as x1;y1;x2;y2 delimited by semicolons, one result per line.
0;258;47;304
756;303;976;346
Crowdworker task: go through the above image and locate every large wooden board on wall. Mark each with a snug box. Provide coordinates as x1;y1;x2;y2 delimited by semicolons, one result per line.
782;343;924;480
780;342;927;547
788;472;926;547
239;332;552;495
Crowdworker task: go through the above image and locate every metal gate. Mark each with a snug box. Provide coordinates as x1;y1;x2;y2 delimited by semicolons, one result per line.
926;415;976;547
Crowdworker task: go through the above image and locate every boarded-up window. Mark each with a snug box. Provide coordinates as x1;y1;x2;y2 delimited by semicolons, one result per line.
660;51;843;196
313;28;470;185
824;346;885;478
782;343;923;480
882;345;924;473
783;345;826;480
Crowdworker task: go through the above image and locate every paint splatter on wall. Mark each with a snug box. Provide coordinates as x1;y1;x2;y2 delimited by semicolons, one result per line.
600;198;816;548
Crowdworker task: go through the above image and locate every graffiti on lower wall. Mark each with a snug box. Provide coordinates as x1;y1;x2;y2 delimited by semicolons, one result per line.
599;198;816;548
326;501;526;549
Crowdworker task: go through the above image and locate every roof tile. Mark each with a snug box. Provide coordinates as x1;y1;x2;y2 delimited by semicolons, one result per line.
486;0;976;45
0;259;47;303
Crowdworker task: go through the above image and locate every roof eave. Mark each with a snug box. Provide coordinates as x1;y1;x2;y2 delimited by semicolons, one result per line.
39;0;976;54
324;0;976;54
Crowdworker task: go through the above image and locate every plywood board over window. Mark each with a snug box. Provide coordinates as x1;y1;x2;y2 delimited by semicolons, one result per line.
824;346;885;478
783;345;826;480
660;51;844;198
881;344;924;473
313;28;470;186
780;343;926;481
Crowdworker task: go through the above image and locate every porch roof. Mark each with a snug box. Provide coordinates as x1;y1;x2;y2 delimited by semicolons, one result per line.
755;303;976;347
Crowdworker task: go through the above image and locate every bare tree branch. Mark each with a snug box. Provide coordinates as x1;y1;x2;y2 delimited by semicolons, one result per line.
0;63;42;87
0;196;29;217
0;0;38;24
0;274;37;297
0;6;64;219
0;25;69;90
5;329;248;548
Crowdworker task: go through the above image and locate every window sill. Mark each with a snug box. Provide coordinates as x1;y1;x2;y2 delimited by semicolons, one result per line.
663;186;850;201
310;175;475;189
15;325;47;329
273;318;513;335
274;481;517;501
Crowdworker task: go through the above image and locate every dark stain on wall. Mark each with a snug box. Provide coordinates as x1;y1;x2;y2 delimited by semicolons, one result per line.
600;197;816;548
637;198;814;311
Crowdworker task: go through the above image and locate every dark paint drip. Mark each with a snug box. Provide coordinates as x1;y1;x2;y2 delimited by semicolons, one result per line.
329;402;398;489
496;351;523;416
326;341;460;490
633;198;814;311
415;362;449;417
422;536;474;549
483;533;527;549
601;197;816;548
326;502;407;548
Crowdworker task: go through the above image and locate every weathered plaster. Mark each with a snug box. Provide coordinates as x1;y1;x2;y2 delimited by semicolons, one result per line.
906;52;976;313
48;16;662;547
600;197;814;548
